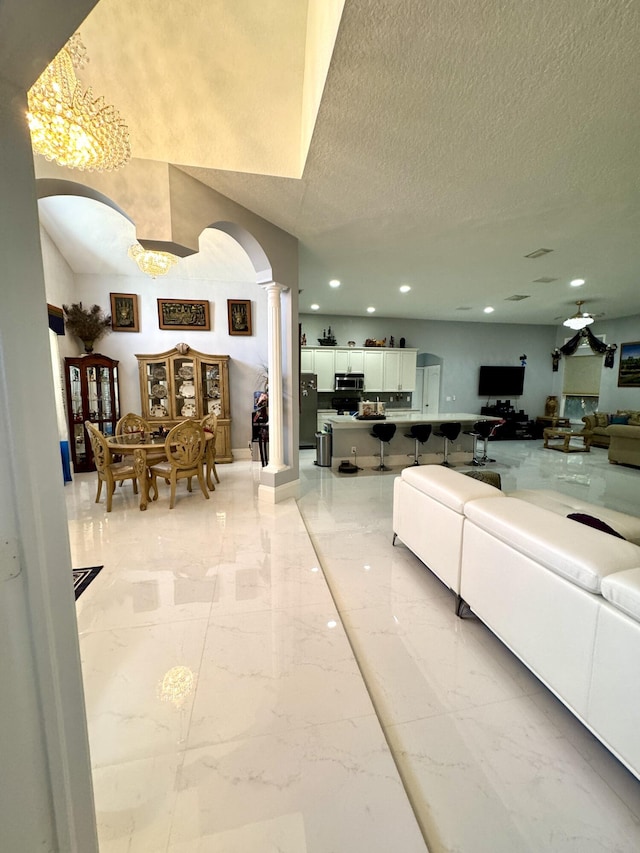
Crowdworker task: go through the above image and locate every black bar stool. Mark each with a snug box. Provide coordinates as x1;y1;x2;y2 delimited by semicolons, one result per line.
370;423;396;471
478;419;504;463
464;420;492;466
434;422;461;467
404;423;432;465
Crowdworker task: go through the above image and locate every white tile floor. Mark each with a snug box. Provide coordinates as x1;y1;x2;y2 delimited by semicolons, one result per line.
67;440;640;852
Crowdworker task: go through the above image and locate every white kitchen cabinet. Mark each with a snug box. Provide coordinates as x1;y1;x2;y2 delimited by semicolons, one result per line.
334;348;365;374
383;350;417;391
303;346;417;393
314;348;336;391
383;351;401;391
399;350;417;390
363;350;385;391
301;349;314;373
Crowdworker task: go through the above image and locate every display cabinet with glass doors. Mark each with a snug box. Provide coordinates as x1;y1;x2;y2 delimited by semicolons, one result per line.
136;346;232;461
64;354;120;472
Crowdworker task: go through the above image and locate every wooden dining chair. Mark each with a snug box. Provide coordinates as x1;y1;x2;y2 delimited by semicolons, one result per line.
116;412;150;435
116;412;167;465
85;421;138;512
199;414;219;490
148;420;209;509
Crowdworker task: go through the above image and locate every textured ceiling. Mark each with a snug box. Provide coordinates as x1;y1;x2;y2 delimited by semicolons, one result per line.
35;0;640;325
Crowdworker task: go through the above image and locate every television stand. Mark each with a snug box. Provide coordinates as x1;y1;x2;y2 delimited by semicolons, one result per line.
480;403;534;440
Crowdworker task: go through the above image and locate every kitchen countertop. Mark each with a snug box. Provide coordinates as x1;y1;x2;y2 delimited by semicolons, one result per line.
326;412;499;429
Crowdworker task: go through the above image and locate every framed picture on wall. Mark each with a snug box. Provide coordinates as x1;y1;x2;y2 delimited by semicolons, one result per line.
110;292;140;332
227;299;252;336
157;299;210;330
617;341;640;387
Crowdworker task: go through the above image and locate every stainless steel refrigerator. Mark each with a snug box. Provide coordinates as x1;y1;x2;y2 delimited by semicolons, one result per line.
299;373;318;448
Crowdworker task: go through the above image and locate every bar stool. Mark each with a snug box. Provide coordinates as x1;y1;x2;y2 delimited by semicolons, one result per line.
404;423;432;465
478;419;504;463
434;421;461;467
464;420;492;466
370;423;397;471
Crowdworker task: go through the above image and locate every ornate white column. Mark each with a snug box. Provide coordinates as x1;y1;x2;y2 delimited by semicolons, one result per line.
261;282;289;472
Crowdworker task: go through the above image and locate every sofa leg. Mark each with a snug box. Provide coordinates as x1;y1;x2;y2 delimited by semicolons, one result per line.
455;595;473;619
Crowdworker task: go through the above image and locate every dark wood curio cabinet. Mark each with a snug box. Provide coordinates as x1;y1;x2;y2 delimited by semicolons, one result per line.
64;354;120;472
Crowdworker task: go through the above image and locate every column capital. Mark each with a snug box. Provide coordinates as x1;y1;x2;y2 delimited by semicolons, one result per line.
260;281;289;294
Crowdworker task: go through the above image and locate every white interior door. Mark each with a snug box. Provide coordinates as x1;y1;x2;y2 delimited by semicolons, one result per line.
423;365;440;413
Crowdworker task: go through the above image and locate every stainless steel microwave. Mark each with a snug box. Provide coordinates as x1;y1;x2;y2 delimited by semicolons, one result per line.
334;372;365;391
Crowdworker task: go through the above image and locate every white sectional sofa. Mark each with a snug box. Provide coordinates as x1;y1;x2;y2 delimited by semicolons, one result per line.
392;466;640;779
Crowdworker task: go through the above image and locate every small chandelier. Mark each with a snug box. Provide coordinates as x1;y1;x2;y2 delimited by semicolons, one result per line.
563;300;594;330
128;243;179;278
27;33;130;172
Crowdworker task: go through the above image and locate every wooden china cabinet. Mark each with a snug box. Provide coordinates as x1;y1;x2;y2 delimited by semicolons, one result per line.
64;354;120;472
135;345;232;462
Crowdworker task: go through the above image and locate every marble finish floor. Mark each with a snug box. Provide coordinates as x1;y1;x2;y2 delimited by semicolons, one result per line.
67;440;640;851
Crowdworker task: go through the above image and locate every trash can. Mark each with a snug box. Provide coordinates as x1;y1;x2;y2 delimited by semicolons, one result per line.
315;431;332;467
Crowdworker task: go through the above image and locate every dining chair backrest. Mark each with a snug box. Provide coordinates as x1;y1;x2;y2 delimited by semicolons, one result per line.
200;413;218;435
164;420;206;471
85;421;112;471
116;412;151;436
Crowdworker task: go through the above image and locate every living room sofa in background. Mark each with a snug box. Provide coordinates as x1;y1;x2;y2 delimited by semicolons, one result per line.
582;410;640;448
393;466;640;780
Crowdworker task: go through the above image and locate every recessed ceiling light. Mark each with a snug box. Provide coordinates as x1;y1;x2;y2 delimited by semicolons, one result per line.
399;284;411;293
329;279;341;288
366;306;376;313
570;278;585;287
484;306;494;314
310;303;320;311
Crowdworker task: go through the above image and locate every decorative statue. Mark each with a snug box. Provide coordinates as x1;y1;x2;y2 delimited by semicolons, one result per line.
544;396;558;417
389;336;395;347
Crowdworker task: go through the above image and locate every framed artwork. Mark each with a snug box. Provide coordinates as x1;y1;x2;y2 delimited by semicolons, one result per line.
227;299;252;336
110;293;140;332
158;299;210;330
617;341;640;387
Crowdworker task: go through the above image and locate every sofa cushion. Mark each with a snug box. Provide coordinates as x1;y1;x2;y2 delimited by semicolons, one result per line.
567;512;625;539
464;497;640;593
601;568;640;622
508;489;640;545
399;465;503;514
610;414;630;425
594;412;610;427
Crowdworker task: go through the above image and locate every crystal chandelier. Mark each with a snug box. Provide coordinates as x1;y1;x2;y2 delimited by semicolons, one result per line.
128;243;179;278
563;300;594;330
27;33;130;172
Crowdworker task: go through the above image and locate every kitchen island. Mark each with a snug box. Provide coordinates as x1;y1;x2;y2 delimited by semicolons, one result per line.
322;412;501;469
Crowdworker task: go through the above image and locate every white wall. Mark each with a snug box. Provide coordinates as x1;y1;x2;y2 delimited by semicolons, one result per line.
42;226;269;452
301;313;557;417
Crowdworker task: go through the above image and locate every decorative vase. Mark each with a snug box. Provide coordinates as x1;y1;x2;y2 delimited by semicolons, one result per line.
83;340;94;353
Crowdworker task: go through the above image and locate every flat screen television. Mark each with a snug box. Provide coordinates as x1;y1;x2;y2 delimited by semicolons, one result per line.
478;365;525;397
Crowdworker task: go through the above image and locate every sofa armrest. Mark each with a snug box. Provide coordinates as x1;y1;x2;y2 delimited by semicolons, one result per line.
607;425;640;439
582;415;597;430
